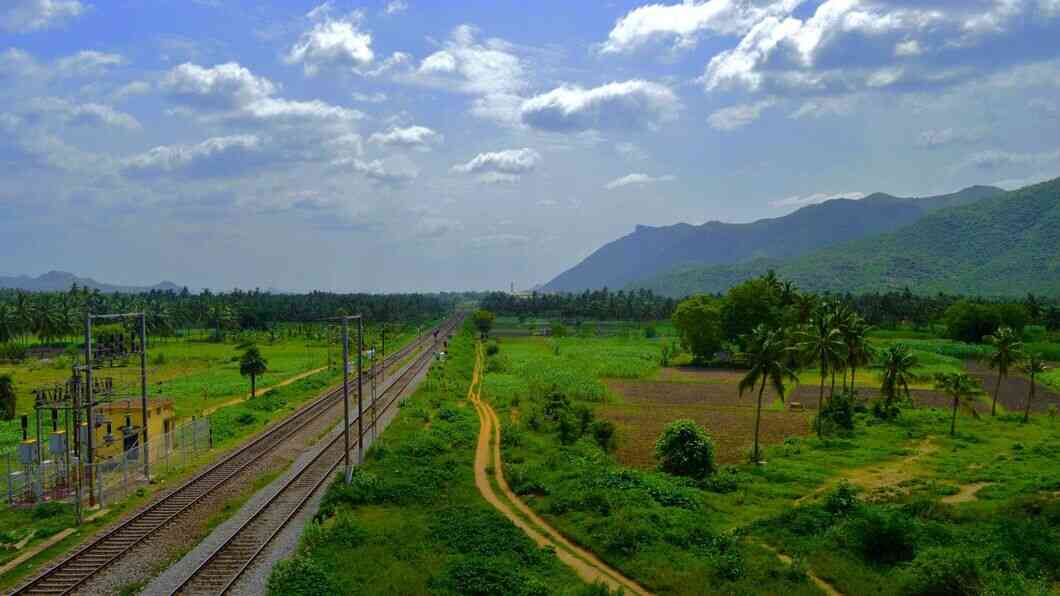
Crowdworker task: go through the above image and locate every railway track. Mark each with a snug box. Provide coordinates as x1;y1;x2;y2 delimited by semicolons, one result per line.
12;315;462;596
172;316;455;594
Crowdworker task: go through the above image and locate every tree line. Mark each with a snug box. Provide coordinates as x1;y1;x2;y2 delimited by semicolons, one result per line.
0;285;458;346
478;288;678;321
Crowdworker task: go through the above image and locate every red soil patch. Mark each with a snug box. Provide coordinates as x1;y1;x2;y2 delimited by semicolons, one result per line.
602;379;812;466
964;360;1060;413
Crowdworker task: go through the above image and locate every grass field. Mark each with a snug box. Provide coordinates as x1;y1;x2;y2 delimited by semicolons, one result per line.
478;333;1060;595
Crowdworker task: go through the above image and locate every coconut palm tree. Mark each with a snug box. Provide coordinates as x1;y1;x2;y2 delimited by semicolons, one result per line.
934;372;979;436
738;325;797;463
0;373;15;421
984;326;1023;416
1019;353;1048;424
239;346;268;398
796;314;846;429
880;344;918;409
841;314;874;390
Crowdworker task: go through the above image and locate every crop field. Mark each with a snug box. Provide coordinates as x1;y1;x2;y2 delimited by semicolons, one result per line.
474;329;1060;595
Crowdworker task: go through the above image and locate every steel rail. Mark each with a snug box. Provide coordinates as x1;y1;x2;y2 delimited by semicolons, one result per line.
11;316;459;596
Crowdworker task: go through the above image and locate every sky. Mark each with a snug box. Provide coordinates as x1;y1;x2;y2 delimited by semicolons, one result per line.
1;0;1059;293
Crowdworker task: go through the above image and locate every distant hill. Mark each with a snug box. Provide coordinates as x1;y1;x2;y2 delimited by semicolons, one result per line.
0;271;183;294
542;185;1002;292
633;177;1060;297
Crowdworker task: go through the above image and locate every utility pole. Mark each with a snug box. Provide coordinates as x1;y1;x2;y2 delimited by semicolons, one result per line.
342;317;350;484
139;313;149;480
357;317;365;466
84;314;95;508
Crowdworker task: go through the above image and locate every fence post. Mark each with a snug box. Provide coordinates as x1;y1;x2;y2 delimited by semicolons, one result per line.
6;451;12;505
122;449;129;500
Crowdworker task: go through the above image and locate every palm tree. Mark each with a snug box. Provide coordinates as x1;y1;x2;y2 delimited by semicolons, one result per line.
239;346;268;398
880;344;918;409
738;325;797;463
1019;354;1048;424
796;314;846;429
841;314;874;390
934;372;979;436
984;327;1023;416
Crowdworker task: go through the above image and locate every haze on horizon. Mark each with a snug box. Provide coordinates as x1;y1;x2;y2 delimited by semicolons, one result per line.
2;0;1059;293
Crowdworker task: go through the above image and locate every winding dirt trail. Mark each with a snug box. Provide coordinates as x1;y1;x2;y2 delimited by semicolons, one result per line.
201;366;328;416
468;343;652;595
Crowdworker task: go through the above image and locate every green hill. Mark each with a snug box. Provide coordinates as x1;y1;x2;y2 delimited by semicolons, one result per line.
633;177;1060;297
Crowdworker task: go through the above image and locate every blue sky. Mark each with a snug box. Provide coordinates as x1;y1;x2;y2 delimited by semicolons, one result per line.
2;0;1059;292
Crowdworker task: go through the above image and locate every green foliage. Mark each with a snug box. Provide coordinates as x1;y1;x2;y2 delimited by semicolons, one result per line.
845;508;918;565
485;340;500;356
238;345;268;379
267;555;336;596
0;373;14;421
817;389;857;433
654;419;716;479
433;555;548;596
0;343;27;362
721;277;784;342
473;309;496;338
900;548;982;596
944;302;1026;343
588;419;617;452
672;295;724;364
823;481;860;515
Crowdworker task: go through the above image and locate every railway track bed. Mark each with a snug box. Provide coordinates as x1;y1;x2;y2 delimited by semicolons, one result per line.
11;316;462;596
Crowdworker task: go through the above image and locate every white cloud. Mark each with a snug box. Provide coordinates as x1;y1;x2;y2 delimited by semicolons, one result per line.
452;148;541;176
600;0;804;54
520;80;680;132
286;10;388;76
1;0;85;33
409;25;526;96
32;98;141;130
915;127;983;148
384;0;408;15
894;39;923;57
161;62;277;109
55;50;124;77
769;190;866;208
369;125;442;150
707;99;774;130
1;48;123;82
604;173;676;190
962;148;1060;170
332;156;418;185
239;97;362;123
122;135;264;178
112;81;151;101
469;234;530;248
790;94;858;118
351;91;387;103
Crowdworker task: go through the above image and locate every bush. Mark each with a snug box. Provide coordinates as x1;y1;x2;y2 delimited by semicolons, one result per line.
817;389;856;433
267;556;335;595
589;419;617;452
557;412;580;444
824;481;860;515
485;341;500;356
0;343;28;362
32;501;69;520
901;548;982;596
846;508;918;565
434;555;541;596
654;419;716;479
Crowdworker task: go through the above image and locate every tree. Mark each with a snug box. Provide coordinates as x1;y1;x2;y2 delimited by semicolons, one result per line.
984;326;1023;416
239;346;268;398
796;314;846;431
0;374;14;421
1019;353;1048;424
841;314;874;390
879;344;917;410
472;309;496;339
671;295;724;364
720;277;783;343
654;419;716;478
934;373;978;436
738;325;797;462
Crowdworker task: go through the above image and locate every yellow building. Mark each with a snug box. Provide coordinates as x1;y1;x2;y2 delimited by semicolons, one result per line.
88;398;175;460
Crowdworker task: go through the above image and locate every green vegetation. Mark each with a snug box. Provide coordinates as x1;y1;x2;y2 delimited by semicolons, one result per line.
472;308;496;339
633;177;1060;297
671;294;723;364
267;323;597;596
0;373;13;421
653;419;716;478
238;345;268;398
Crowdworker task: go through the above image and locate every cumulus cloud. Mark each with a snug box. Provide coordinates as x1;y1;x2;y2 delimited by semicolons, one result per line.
369;125;442;150
604;173;676;190
707;99;774;130
122;135;264;178
1;0;85;33
161;62;276;110
31;98;141;130
286;11;374;76
384;0;408;15
408;25;526;96
332;156;418;185
520;80;680;132
769;190;866;208
600;0;804;54
112;81;151;101
55;50;125;77
451;148;541;178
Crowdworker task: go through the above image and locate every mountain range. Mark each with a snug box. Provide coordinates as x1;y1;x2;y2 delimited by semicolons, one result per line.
0;271;183;294
542;185;1002;293
544;178;1060;298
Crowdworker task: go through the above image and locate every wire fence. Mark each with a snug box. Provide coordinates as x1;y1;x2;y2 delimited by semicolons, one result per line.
4;417;211;508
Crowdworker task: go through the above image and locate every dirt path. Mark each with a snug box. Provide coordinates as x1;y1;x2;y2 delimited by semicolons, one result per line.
755;542;842;596
467;343;652;595
795;438;938;505
201;366;328;416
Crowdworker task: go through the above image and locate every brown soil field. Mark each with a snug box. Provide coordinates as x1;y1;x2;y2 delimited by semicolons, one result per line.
965;360;1060;413
601;379;813;465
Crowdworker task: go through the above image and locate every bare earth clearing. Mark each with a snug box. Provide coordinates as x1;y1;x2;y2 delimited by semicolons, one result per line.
964;360;1060;413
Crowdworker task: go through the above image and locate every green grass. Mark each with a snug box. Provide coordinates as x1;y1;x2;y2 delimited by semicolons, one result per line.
266;323;605;596
482;334;1060;596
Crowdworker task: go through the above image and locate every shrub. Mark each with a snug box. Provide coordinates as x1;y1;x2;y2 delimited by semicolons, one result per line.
32;501;69;520
434;555;537;596
485;341;500;356
901;548;982;596
846;508;918;565
542;388;570;420
654;419;716;479
0;343;28;362
557;412;580;444
235;412;256;426
328;512;367;547
589;419;617;452
267;556;335;596
824;481;860;515
817;389;856;433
